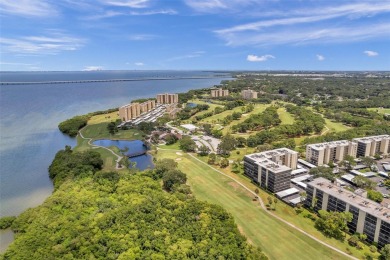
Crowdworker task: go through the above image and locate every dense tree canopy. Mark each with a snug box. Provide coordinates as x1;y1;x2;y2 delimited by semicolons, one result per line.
2;155;267;260
58;115;88;137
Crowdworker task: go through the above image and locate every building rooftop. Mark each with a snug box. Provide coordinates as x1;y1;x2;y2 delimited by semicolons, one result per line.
353;135;390;144
306;140;351;150
246;155;291;173
308;177;390;222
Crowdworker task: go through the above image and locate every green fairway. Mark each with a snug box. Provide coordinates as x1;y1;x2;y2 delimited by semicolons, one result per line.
156;150;350;260
277;107;295;125
324;118;351;133
368;107;390;115
79;122;143;140
200;106;245;124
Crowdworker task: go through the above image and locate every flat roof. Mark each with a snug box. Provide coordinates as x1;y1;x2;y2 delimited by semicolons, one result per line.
276;188;300;198
353;135;390;143
341;174;355;182
291;174;311;183
290;197;304;205
291;168;308;176
308;177;390;223
298;159;317;169
379;171;389;178
306;140;351;150
181;124;198;131
384;165;390;171
244;148;298;173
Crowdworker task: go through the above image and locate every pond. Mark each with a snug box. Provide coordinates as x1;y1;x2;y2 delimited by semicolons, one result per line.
92;139;154;171
186;102;198;108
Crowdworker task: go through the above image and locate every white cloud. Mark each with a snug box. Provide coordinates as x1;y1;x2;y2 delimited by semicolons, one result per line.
167;51;205;61
316;54;325;61
134;62;144;66
0;0;57;17
214;2;390;46
0;32;86;55
364;50;379;57
128;34;157;41
247;54;275;62
83;66;104;71
129;9;177;15
100;0;149;8
184;0;226;12
217;23;390;47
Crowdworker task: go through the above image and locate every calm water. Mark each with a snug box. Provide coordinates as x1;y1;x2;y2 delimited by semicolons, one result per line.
0;70;230;252
92;139;154;170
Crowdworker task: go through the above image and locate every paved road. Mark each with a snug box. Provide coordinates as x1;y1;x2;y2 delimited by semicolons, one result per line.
187;153;358;260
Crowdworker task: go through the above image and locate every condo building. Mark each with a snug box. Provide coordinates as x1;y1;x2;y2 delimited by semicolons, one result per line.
241;89;258;99
119;100;156;122
305;177;390;247
210;88;229;98
244;148;298;193
156;93;178;104
352;135;390;157
306;140;358;166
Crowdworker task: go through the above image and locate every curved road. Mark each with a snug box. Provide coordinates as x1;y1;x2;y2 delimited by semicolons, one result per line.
78;128;123;169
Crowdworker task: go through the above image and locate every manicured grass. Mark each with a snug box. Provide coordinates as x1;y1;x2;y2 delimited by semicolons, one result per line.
368;107;390;115
156;150;351;260
88;111;119;124
80;122;144;140
200;106;245;124
324;118;351;133
158;142;181;150
278;107;295;125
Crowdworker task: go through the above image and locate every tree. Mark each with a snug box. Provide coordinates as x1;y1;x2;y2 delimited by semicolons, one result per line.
273;198;278;210
380;244;390;260
208;153;216;165
353;175;376;190
310;166;334;181
198;145;210;156
118;156;130;169
203;124;212;135
217;135;237;156
235;137;246;148
220;158;229;168
315;210;353;240
107;122;118;135
367;190;383;203
361;156;376;169
154;159;178;179
179;136;196;152
162;169;187;192
341;155;356;171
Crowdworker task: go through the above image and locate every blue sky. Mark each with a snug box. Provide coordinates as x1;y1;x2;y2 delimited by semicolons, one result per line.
1;0;389;71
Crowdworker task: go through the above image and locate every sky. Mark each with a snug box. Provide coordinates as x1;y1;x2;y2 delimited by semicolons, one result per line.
1;0;389;71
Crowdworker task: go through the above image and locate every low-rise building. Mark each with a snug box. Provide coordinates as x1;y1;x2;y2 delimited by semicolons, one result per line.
306;140;357;166
353;135;390;157
210;88;229;98
305;177;390;247
241;89;258;99
244;148;298;193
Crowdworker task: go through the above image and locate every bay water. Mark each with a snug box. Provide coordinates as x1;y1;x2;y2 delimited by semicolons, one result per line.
0;70;230;251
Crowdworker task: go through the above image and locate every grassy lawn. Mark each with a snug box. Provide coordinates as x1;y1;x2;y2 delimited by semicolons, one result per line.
88;111;119;124
156;150;355;260
80;122;144;140
200;106;245;124
278;107;295;125
324;118;351;133
158;142;181;150
368;107;390;115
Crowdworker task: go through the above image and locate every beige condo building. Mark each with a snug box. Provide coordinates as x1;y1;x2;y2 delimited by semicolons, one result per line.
210;88;229;98
156;93;178;104
241;89;258;99
119;100;156;122
306;140;358;166
353;135;390;157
